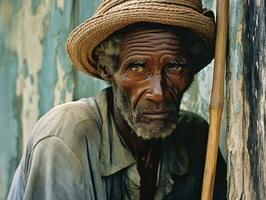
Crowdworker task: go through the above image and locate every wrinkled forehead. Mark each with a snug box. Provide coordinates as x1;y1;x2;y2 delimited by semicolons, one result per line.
121;23;186;43
119;27;188;60
122;28;183;46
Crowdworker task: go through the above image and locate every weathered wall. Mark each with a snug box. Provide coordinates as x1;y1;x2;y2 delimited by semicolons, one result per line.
227;0;266;199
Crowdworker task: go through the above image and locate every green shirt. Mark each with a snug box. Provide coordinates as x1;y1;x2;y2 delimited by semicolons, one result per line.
8;88;226;200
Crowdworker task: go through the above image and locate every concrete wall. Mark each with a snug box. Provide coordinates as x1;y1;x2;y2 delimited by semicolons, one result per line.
0;0;218;198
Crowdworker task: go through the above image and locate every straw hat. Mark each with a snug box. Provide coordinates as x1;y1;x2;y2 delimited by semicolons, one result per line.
66;0;215;79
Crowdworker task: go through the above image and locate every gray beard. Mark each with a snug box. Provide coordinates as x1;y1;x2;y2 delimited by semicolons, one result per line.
112;85;181;140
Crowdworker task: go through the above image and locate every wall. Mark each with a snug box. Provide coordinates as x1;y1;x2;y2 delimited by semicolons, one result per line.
0;0;219;198
227;0;266;199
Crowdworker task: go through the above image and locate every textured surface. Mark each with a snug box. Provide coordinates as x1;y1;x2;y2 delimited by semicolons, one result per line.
226;0;266;199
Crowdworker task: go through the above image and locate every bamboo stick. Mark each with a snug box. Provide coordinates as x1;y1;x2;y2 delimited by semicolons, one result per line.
201;0;229;199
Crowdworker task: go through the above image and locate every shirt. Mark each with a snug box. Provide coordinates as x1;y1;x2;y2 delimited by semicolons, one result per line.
8;87;227;200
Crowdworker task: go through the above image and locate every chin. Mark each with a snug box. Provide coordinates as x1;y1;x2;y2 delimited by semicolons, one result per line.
132;120;177;140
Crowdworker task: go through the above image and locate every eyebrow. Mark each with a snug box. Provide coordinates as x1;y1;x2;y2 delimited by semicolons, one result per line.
159;54;186;63
169;58;186;64
129;60;145;65
121;54;150;65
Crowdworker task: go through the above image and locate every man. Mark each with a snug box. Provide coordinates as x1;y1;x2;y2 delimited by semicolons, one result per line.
8;0;226;199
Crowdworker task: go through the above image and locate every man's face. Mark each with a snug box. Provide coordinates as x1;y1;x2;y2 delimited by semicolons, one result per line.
112;28;193;140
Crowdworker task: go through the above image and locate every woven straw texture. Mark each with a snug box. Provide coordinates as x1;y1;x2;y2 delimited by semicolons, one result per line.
66;0;215;79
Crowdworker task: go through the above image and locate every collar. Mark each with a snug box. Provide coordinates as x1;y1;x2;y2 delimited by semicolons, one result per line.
96;88;136;177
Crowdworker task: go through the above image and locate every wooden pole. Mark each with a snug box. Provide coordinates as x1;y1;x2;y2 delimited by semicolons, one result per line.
201;0;229;199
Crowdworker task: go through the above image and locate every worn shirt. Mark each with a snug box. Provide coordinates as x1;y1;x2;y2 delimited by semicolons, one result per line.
8;88;226;200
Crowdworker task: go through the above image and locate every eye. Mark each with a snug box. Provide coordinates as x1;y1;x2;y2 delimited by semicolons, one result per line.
167;65;182;72
165;61;184;73
128;61;145;72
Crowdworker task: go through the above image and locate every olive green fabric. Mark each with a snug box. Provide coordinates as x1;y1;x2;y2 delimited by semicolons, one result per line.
8;87;226;199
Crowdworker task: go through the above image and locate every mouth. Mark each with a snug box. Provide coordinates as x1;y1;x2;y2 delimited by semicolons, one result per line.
142;111;173;119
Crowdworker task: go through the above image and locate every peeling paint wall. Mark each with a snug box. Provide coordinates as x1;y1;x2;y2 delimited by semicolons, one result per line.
227;0;266;199
0;1;23;198
11;0;51;147
226;1;247;199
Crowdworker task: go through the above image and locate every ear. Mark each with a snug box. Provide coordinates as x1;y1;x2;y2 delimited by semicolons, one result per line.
98;64;112;80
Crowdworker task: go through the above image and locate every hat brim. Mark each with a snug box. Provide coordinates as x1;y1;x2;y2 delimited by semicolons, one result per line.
67;3;215;79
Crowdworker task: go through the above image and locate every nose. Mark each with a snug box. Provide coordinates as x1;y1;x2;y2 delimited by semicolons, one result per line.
145;75;164;104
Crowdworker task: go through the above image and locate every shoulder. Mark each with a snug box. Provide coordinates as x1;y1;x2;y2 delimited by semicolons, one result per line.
26;96;103;155
24;87;112;158
20;96;105;180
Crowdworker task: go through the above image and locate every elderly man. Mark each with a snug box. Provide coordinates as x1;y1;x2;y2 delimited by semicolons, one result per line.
8;0;226;199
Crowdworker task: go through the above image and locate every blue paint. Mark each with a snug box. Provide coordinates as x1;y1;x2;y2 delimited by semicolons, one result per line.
74;71;107;99
78;0;101;23
56;0;75;102
0;48;21;199
73;0;107;99
38;0;74;116
235;101;241;113
0;2;23;198
31;0;43;15
203;0;214;9
38;29;58;116
228;2;244;80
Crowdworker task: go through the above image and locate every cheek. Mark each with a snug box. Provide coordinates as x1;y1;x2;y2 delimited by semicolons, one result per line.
166;72;192;96
113;73;146;109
